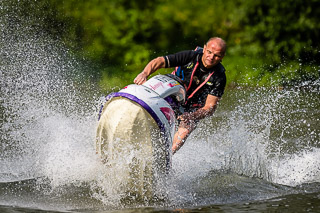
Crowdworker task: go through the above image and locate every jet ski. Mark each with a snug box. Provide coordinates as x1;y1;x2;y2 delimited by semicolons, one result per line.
96;74;186;199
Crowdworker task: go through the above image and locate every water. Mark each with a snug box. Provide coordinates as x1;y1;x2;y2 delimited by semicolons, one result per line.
1;1;320;212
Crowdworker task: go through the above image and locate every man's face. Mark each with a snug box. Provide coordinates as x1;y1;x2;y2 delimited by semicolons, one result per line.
202;41;225;68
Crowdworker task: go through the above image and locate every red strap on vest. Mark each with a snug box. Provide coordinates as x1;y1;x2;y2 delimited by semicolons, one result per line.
172;61;214;104
169;47;214;106
187;71;215;100
186;61;199;91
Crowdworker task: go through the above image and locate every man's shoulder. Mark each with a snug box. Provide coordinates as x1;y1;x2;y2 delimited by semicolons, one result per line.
164;49;200;68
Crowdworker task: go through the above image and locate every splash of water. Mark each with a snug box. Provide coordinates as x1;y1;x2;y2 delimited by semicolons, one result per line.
0;2;166;208
0;1;101;187
1;1;319;210
172;85;320;191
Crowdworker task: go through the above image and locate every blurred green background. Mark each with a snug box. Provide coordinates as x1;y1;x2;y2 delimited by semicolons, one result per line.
4;0;320;90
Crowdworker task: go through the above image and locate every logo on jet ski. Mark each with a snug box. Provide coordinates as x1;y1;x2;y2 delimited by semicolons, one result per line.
149;82;164;90
168;82;179;87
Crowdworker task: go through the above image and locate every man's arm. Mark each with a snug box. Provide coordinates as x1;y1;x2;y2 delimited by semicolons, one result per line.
134;57;166;85
179;94;220;121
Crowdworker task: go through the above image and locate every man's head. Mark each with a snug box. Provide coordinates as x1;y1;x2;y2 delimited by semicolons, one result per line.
202;37;226;68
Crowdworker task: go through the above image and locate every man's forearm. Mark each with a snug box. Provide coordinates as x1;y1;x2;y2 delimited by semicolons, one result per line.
184;95;220;121
188;107;214;121
134;57;165;84
180;106;216;122
142;57;165;76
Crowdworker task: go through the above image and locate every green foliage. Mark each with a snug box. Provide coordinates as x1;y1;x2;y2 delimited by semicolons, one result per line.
9;0;320;88
236;0;320;62
47;0;162;68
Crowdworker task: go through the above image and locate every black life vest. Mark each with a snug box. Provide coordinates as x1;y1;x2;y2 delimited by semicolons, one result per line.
171;47;221;105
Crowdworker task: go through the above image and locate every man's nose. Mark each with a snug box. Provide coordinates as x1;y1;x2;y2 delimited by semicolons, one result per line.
208;53;214;59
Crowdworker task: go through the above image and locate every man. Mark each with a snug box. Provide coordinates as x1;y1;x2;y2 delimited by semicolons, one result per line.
134;37;227;154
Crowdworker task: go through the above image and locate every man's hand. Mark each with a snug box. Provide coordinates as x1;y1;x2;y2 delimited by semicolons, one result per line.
134;72;148;85
134;57;166;85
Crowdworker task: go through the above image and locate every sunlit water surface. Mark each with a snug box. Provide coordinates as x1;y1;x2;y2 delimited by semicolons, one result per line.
1;1;320;212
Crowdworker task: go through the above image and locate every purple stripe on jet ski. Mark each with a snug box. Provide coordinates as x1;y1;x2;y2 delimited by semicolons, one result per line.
105;92;165;132
105;92;171;169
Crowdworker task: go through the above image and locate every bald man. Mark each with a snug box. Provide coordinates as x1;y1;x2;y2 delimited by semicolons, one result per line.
134;37;227;154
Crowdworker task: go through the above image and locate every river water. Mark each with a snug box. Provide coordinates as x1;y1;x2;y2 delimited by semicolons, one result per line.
1;2;320;212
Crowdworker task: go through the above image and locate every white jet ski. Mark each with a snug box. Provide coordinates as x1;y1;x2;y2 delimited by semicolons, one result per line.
96;74;186;199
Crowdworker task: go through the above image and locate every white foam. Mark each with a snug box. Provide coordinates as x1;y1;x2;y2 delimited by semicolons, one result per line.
270;148;320;186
